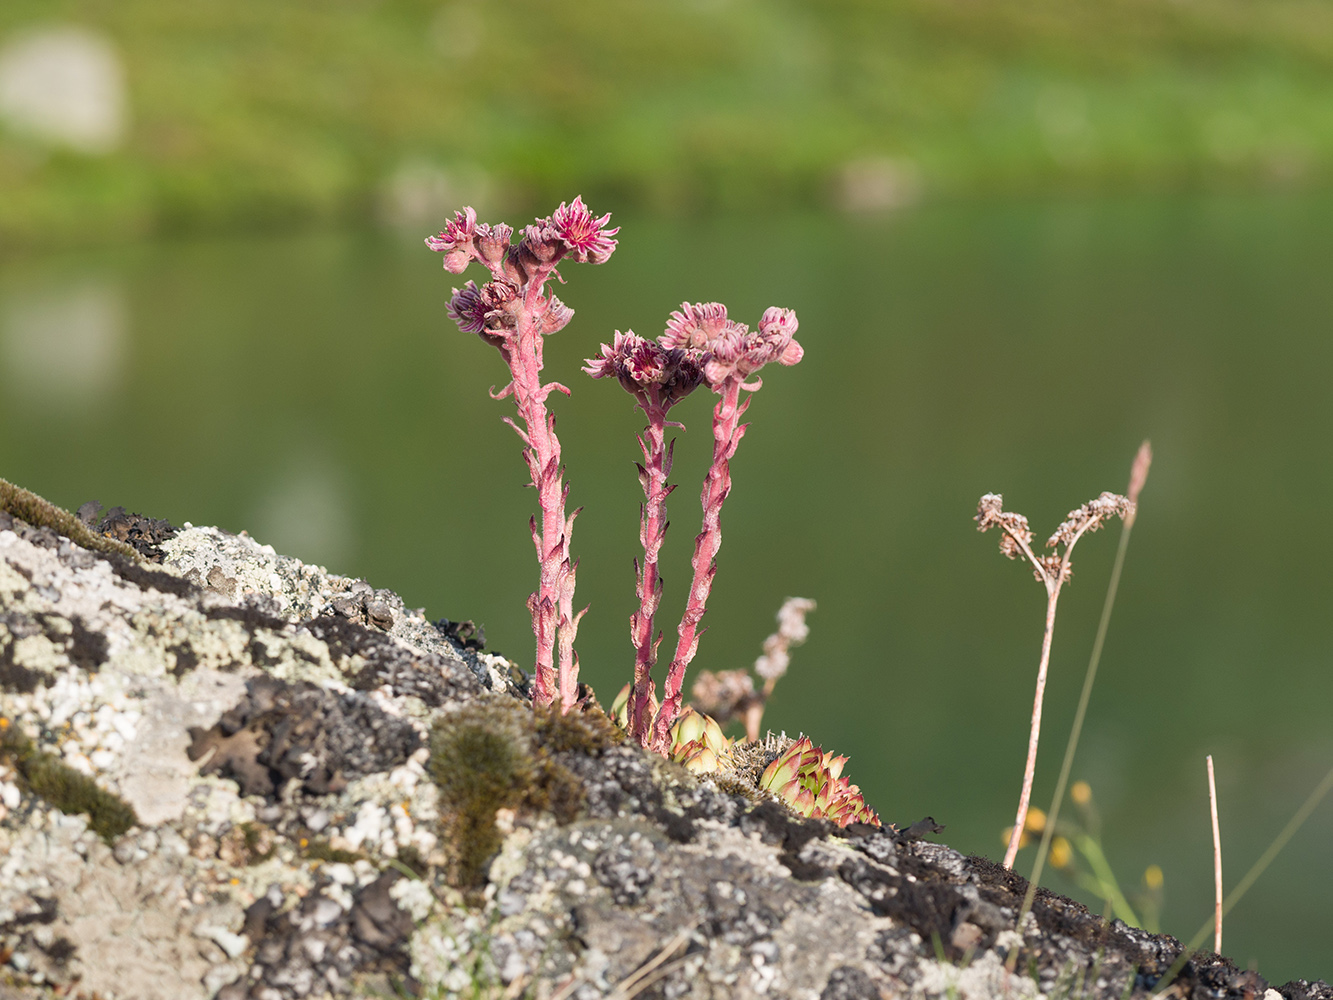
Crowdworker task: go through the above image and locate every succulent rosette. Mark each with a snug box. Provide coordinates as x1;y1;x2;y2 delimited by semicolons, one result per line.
667;706;731;775
759;737;880;828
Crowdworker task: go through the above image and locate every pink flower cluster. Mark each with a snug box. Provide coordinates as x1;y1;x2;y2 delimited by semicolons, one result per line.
430;199;806;752
586;302;803;751
427;198;619;712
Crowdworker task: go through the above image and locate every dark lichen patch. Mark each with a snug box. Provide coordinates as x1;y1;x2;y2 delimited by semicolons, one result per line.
167;642;199;678
434;618;485;652
0;478;140;561
233;872;418;999
0;614;109;689
300;613;481;707
106;551;201;599
204;604;289;632
76;502;178;564
62;615;109;671
188;676;422;799
1;718;137;843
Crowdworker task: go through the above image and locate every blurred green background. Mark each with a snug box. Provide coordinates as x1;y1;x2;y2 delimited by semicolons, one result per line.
3;0;1333;985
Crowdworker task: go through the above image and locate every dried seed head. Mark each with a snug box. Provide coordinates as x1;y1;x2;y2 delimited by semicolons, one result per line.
1035;555;1067;583
690;669;756;723
1046;492;1134;549
754;597;816;682
975;493;1033;559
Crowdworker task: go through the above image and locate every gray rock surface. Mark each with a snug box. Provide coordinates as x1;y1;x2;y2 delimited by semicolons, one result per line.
2;498;1331;1000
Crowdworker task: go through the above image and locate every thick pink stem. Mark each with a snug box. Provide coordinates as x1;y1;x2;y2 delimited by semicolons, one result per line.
1002;584;1060;869
628;406;672;746
652;377;746;750
509;273;579;710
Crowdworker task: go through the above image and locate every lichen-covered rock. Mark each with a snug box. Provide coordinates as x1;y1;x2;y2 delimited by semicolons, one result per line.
1;490;1329;1000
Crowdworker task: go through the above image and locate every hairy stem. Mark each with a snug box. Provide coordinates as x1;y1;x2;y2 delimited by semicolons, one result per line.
629;404;672;746
653;377;746;750
510;274;578;709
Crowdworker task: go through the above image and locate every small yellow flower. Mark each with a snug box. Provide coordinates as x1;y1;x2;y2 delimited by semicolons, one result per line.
1144;864;1164;890
1025;808;1047;833
1048;836;1072;869
1070;781;1092;805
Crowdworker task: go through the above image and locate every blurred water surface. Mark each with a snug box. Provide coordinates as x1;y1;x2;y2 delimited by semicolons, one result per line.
2;195;1332;980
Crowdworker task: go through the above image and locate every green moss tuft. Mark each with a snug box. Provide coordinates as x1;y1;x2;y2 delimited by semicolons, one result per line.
428;698;612;891
430;702;532;890
301;836;364;865
1;717;138;843
0;478;140;561
239;821;277;864
532;701;624;754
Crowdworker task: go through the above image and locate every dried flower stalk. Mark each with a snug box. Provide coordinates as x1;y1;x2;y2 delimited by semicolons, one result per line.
691;596;815;741
976;489;1133;869
429;198;618;711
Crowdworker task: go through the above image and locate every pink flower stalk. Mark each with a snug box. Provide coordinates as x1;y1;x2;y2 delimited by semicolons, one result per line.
428;197;619;712
584;331;705;747
976;490;1134;869
651;303;802;752
587;302;802;752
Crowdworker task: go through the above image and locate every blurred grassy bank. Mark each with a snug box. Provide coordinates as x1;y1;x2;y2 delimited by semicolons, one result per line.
4;0;1333;248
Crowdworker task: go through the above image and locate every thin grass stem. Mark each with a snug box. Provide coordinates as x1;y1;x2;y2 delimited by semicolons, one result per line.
1149;760;1333;997
1206;755;1222;954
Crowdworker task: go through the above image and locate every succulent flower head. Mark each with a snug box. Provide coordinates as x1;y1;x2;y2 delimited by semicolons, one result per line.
446;281;489;335
758;736;880;828
538;293;574;335
550;196;619;264
425;207;479;273
583;331;705;409
703;308;803;388
474;222;514;269
660;301;737;351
